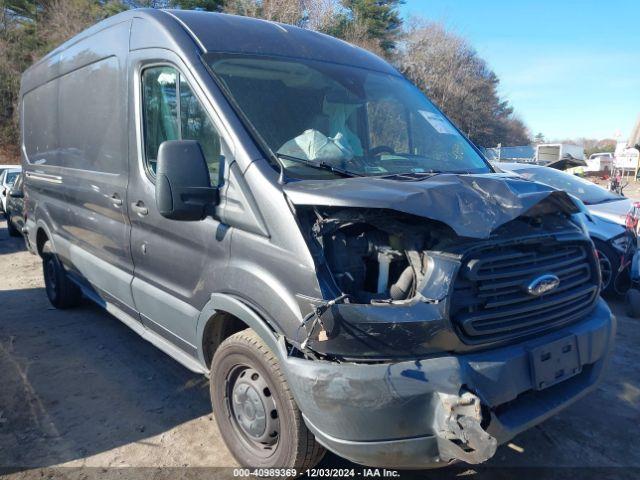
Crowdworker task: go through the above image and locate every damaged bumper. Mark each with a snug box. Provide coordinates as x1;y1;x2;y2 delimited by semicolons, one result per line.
278;298;615;469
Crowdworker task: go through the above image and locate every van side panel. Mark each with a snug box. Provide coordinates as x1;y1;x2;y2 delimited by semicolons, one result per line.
58;20;135;312
23;20;136;313
58;56;124;173
22;61;69;260
23;81;59;167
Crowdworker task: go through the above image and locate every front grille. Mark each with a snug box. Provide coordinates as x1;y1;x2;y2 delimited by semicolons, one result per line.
450;241;599;343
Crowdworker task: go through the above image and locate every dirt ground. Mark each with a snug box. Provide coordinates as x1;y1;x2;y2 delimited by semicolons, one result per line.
0;216;639;480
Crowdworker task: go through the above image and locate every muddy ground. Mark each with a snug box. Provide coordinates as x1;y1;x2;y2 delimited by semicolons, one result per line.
0;216;639;480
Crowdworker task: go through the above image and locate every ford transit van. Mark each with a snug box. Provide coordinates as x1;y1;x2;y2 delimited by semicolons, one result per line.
20;9;615;472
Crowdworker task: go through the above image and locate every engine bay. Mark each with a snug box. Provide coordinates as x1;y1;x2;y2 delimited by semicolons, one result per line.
300;205;586;307
305;207;459;303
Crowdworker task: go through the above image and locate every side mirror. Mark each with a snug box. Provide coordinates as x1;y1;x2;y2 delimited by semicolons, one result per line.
156;140;219;221
9;189;23;198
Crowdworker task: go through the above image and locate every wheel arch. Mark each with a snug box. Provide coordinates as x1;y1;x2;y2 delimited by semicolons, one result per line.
196;293;282;370
35;220;55;257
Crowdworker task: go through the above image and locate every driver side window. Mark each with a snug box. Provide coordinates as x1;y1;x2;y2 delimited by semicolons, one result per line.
141;65;223;186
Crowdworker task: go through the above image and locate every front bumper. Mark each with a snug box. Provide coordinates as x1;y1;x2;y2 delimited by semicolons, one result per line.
279;298;616;469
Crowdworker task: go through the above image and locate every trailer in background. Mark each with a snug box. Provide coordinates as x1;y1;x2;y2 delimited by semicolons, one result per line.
614;141;640;173
535;143;585;164
586;152;614;174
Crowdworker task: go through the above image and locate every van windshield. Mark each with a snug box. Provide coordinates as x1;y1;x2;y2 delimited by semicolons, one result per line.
205;54;490;179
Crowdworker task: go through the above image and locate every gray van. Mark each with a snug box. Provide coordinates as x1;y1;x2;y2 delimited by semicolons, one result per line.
20;9;615;472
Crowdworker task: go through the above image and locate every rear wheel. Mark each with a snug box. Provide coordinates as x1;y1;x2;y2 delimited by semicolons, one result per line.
42;241;82;309
210;329;325;474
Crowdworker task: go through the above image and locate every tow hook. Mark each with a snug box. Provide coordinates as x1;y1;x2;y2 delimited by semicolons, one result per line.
434;391;497;465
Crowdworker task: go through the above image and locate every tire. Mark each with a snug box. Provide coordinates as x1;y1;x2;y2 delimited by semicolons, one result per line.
210;329;325;474
593;239;620;295
626;288;640;318
42;241;82;309
6;215;20;237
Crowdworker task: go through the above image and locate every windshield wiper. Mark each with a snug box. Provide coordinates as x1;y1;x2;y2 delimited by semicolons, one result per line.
276;153;363;178
377;171;443;181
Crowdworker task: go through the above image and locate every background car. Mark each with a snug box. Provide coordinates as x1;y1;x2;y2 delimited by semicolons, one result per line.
496;162;631;294
5;172;25;238
0;165;12;179
0;166;22;214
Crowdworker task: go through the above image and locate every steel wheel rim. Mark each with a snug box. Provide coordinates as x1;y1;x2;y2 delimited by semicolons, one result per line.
597;249;613;289
226;364;280;459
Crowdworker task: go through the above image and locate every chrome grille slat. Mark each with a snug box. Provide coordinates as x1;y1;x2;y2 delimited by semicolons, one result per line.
475;247;581;272
476;261;588;292
451;241;598;342
470;250;587;281
464;291;596;336
482;270;591;309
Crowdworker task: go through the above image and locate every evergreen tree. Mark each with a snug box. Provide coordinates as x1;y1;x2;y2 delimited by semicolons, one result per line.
341;0;402;51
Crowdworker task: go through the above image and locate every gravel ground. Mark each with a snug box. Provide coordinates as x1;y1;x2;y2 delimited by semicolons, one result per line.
0;216;639;480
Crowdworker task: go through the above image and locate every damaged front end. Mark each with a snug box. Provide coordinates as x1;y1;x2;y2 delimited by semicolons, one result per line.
294;206;462;358
274;173;613;468
284;173;592;359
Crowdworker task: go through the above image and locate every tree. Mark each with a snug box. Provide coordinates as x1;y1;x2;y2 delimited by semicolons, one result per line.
1;0;533;153
397;20;530;147
534;132;545;144
222;0;402;53
169;0;223;10
339;0;402;53
0;0;123;149
224;0;302;24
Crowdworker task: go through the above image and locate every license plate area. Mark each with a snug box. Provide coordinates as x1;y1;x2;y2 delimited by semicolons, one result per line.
529;335;581;390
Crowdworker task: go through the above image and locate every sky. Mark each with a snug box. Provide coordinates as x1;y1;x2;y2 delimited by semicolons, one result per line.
400;0;640;143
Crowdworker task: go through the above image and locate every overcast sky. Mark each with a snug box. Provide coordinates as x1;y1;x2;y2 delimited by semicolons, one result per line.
401;0;640;141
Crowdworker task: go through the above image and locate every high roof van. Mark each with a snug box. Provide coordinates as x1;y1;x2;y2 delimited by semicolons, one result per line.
20;9;615;472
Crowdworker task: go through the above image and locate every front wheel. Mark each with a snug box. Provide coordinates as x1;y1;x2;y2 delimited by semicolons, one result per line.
210;329;325;473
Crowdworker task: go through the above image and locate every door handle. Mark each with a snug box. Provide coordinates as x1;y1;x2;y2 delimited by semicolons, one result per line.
131;201;148;216
110;193;123;207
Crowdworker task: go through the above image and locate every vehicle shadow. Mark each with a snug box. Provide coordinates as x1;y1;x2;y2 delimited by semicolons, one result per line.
0;217;28;255
0;288;212;469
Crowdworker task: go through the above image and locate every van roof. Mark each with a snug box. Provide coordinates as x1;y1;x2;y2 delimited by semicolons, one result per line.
29;9;397;76
167;10;397;74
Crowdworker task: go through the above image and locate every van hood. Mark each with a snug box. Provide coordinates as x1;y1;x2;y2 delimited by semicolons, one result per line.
283;173;580;239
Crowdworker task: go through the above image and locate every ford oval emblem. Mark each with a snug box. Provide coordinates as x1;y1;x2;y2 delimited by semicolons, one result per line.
526;274;560;296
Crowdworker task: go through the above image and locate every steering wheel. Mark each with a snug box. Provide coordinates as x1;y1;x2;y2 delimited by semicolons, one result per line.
369;145;396;157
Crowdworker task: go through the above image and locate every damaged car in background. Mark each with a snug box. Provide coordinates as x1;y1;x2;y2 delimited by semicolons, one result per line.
21;10;615;474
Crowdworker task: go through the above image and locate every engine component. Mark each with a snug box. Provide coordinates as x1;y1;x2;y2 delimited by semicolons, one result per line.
390;266;414;300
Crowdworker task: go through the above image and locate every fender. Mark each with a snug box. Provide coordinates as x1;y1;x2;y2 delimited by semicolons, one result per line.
195;292;282;369
33;218;56;255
